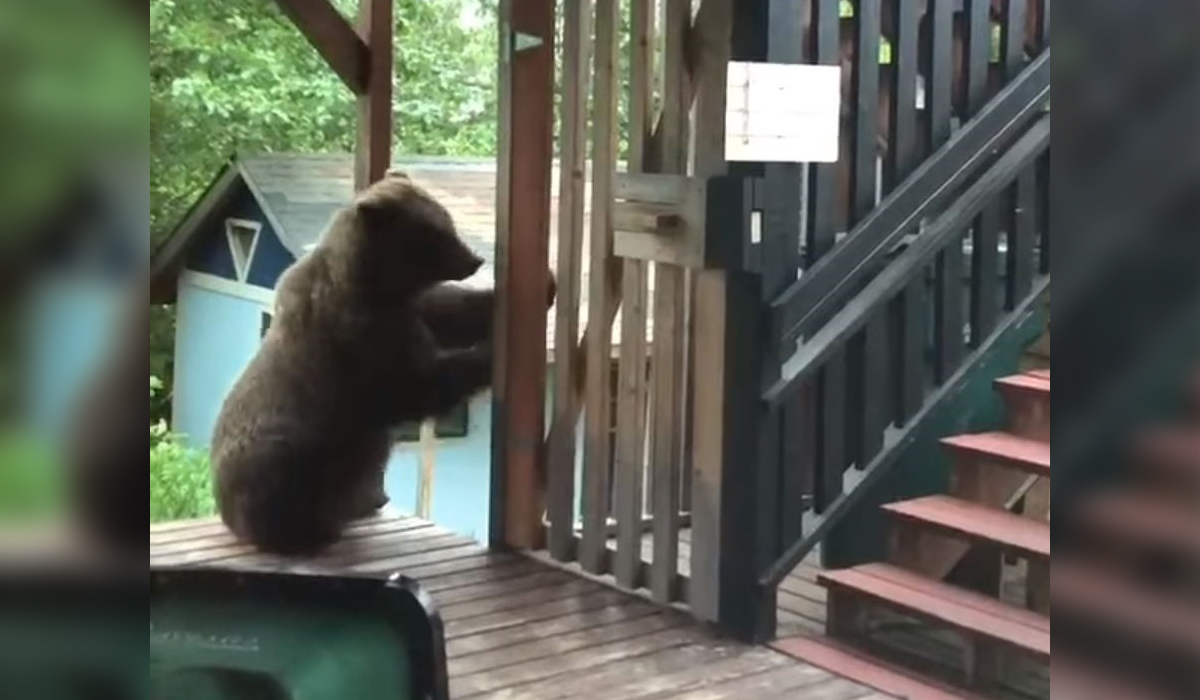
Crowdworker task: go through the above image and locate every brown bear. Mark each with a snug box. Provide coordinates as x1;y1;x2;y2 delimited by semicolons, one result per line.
211;173;512;555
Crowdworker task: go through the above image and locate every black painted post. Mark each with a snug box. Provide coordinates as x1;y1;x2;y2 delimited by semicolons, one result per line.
707;0;805;643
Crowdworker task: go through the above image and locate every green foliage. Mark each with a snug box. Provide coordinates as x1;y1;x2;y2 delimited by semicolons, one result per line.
0;432;63;525
150;420;215;523
0;0;144;249
150;0;497;245
150;1;498;425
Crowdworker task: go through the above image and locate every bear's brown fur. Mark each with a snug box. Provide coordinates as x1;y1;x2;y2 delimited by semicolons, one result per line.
211;174;501;555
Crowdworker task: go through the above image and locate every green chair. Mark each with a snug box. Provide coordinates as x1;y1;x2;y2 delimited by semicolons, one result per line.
150;568;450;700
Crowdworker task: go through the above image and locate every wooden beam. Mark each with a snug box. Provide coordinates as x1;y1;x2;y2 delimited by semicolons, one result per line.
273;0;369;94
355;0;393;189
491;0;556;550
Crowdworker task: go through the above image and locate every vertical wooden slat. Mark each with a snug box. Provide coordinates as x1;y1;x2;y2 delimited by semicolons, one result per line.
781;382;816;542
891;0;925;423
354;0;392;190
547;0;593;563
814;357;847;510
926;0;954;151
963;0;991;119
807;0;842;262
845;0;886;469
970;206;1002;344
807;0;846;513
687;0;736;625
760;0;804;599
614;0;654;591
850;0;881;223
925;0;961;384
1007;164;1036;307
649;0;690;604
966;0;998;344
580;0;621;575
1002;0;1034;310
888;0;920;189
491;0;556;549
934;232;967;380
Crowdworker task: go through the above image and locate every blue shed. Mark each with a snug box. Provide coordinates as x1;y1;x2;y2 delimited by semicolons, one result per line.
151;153;627;543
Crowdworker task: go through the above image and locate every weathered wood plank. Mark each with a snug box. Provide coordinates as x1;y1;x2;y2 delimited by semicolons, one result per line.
433;569;570;605
493;0;556;549
546;0;593;563
449;612;680;677
686;0;736;626
663;662;833;699
444;589;635;640
614;0;655;591
647;0;692;605
445;599;660;658
439;579;600;622
579;0;621;575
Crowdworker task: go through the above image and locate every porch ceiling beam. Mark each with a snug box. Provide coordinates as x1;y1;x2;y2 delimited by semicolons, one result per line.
273;0;369;94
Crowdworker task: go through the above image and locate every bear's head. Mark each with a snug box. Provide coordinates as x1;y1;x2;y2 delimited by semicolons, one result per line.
352;172;484;289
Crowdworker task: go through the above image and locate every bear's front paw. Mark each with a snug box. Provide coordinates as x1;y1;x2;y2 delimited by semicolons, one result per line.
546;271;558;309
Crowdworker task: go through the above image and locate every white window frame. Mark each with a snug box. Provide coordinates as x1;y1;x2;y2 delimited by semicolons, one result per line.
225;217;263;283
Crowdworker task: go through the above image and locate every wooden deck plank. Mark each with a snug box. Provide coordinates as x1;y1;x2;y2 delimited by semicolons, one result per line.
660;662;833;699
453;626;700;696
148;515;891;699
446;600;661;658
449;612;682;676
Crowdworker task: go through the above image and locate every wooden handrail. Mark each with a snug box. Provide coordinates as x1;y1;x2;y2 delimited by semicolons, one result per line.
765;113;1050;406
760;275;1051;589
771;51;1051;353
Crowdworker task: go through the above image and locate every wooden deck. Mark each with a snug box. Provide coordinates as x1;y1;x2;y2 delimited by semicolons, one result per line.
150;513;896;700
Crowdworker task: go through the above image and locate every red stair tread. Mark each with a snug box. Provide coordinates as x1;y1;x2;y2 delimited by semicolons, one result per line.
1054;560;1200;653
818;563;1050;657
1025;369;1050;380
941;431;1050;477
883;495;1051;559
772;634;995;700
995;372;1050;395
1075;491;1200;557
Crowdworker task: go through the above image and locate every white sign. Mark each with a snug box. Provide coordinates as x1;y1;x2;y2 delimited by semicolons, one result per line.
725;62;842;164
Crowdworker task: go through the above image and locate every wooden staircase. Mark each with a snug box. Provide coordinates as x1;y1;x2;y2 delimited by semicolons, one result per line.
774;366;1200;699
776;370;1053;699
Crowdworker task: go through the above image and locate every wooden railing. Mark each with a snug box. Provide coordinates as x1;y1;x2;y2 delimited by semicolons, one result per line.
709;0;1054;640
520;0;1055;642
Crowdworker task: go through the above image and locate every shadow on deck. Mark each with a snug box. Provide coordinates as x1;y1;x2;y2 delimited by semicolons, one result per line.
150;513;895;700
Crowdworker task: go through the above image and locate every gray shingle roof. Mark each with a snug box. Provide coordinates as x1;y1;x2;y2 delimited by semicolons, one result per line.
234;153;644;351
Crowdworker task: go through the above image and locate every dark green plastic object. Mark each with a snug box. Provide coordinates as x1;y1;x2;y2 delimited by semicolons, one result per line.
0;567;449;700
0;569;144;700
150;569;450;700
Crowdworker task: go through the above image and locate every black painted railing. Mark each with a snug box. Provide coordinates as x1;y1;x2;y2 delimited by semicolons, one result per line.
752;0;1053;594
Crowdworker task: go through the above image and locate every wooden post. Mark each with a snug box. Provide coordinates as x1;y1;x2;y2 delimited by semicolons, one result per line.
270;0;388;190
690;0;808;643
491;0;555;549
416;420;436;519
355;0;393;190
